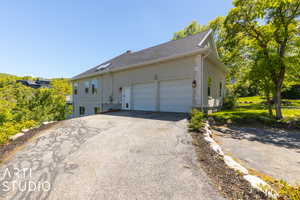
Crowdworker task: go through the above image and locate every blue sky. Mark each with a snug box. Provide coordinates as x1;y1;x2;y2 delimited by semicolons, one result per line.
0;0;233;78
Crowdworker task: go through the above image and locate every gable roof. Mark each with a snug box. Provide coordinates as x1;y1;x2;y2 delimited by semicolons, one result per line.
72;29;212;80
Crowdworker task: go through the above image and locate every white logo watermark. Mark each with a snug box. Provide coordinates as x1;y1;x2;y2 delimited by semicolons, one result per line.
0;168;51;192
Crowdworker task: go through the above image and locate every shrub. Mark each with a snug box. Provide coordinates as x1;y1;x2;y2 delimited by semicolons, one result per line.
189;109;205;132
282;85;300;99
222;95;237;110
277;181;300;200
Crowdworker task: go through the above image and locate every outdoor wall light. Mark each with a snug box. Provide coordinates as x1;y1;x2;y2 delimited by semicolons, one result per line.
192;80;197;88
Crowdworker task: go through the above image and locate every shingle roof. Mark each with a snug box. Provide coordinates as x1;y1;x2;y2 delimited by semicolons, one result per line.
72;29;211;80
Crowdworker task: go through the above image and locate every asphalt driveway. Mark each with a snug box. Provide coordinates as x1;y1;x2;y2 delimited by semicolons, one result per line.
0;111;224;200
213;125;300;186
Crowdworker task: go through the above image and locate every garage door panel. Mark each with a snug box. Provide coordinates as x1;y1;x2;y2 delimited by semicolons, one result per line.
133;83;156;111
159;79;192;113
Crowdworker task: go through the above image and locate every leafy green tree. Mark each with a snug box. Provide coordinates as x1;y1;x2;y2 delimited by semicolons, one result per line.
0;75;72;144
224;0;300;119
173;21;208;40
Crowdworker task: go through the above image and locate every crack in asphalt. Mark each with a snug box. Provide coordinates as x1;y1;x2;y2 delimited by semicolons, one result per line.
0;119;114;200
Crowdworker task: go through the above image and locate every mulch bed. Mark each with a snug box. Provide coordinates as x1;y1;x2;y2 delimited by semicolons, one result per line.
0;122;59;163
191;131;270;200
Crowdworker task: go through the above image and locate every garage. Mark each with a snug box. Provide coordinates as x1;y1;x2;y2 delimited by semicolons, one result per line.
159;79;193;113
132;82;156;111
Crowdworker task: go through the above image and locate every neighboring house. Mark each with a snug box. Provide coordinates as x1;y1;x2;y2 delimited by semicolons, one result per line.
71;29;227;117
17;79;51;89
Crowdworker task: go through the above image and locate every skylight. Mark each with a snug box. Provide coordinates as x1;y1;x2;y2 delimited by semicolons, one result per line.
96;63;111;71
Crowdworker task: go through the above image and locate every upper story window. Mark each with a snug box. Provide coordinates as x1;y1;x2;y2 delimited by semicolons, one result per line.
74;83;78;95
91;79;98;95
84;81;90;94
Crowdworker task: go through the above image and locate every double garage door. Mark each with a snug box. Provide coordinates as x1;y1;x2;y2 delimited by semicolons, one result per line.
132;79;192;113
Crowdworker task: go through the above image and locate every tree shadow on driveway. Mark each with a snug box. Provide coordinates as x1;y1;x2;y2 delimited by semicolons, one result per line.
213;125;300;150
101;111;188;122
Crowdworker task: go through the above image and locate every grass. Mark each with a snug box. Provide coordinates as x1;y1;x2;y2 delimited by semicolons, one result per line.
238;96;300;107
210;96;300;127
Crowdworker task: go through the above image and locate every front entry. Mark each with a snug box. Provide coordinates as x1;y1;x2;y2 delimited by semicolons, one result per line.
122;86;131;110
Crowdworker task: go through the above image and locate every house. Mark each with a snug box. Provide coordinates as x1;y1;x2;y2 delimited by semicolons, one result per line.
71;29;227;117
17;79;51;89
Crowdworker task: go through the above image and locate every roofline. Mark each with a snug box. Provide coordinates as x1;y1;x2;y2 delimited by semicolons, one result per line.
71;48;211;81
197;29;213;47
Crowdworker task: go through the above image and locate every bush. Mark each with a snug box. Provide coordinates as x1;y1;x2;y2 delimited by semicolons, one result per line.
222;95;237;110
282;85;300;99
189;109;205;132
0;76;71;144
277;181;300;200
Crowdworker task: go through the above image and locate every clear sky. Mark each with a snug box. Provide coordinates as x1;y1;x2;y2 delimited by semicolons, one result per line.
0;0;233;78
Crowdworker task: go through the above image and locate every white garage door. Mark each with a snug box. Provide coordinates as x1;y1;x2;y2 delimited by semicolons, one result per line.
159;79;193;113
133;82;156;111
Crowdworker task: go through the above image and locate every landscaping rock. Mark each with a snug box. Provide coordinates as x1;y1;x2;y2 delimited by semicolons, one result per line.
224;155;249;175
204;136;215;143
210;143;224;156
21;129;30;133
9;133;24;141
244;175;278;199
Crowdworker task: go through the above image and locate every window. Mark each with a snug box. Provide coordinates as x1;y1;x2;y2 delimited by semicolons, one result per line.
91;79;98;95
94;107;101;114
74;83;78;95
79;106;85;116
208;86;211;97
208;77;212;97
219;82;222;97
84;81;90;94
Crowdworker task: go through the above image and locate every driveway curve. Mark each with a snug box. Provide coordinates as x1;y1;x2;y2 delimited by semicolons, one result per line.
0;111;224;200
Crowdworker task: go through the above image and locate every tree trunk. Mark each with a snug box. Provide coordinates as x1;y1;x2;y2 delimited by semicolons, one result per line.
264;88;273;117
266;94;273;117
274;85;283;120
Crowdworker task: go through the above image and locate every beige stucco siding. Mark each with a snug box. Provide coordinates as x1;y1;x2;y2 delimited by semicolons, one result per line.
110;55;196;102
203;59;226;108
72;55;197;116
73;77;102;116
72;52;226;117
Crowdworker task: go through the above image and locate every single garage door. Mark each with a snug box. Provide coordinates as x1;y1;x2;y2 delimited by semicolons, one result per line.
159;79;193;113
133;82;156;111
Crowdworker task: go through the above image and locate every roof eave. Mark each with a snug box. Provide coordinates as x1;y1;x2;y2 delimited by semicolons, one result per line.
206;52;228;74
71;48;210;81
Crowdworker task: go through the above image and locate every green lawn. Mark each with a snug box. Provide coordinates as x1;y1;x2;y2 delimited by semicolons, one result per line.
210;96;300;127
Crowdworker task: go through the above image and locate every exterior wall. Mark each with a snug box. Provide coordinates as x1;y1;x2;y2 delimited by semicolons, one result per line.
202;58;226;109
72;53;226;117
72;55;197;117
72;76;102;117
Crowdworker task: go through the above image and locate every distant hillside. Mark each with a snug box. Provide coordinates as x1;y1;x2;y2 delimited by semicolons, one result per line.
0;73;17;78
0;73;70;81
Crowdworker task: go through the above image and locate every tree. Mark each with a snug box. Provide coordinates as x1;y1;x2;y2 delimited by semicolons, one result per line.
173;21;208;40
224;0;300;119
0;76;72;144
